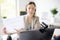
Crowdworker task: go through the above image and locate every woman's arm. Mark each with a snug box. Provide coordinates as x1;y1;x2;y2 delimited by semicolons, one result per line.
14;28;27;34
2;27;17;35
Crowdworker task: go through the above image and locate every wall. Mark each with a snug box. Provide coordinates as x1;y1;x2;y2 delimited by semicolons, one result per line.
0;4;3;34
0;17;3;35
35;0;60;24
0;3;3;35
19;0;34;11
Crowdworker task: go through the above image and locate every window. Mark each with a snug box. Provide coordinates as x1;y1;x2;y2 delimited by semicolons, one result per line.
1;0;17;19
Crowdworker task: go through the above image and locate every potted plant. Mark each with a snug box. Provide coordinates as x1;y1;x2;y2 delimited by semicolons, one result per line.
51;8;58;17
3;16;7;19
51;8;58;23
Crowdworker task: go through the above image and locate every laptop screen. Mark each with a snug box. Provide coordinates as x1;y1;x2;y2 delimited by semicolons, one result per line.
19;28;54;40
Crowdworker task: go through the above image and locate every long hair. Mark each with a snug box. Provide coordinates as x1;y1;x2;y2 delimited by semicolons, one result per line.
26;2;36;17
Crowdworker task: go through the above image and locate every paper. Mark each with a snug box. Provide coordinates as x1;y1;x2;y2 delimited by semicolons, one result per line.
3;16;25;33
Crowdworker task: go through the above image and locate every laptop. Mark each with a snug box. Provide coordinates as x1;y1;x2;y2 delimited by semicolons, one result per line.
19;28;54;40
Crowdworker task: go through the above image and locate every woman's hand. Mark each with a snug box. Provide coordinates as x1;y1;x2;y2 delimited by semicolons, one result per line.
2;27;15;35
2;27;8;35
14;29;20;34
15;28;26;34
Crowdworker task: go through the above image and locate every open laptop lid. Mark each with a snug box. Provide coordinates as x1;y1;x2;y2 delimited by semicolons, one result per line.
19;28;54;40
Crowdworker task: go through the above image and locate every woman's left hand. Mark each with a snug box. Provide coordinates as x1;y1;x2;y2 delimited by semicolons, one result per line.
15;28;26;34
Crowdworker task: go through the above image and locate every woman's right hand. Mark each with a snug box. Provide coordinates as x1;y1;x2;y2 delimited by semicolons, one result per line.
2;27;8;35
15;28;26;34
2;27;15;35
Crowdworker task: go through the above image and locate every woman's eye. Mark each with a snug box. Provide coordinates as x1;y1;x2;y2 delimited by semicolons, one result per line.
28;7;31;9
29;8;30;9
32;8;34;10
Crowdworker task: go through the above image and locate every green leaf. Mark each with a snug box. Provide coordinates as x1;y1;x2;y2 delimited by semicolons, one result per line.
51;8;58;15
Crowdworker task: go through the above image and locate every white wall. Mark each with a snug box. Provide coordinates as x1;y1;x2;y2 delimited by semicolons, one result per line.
19;0;34;11
35;0;60;24
0;17;3;35
0;4;3;34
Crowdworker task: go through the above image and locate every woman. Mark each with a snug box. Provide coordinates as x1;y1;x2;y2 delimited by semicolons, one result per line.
16;1;41;32
2;1;41;40
24;2;41;30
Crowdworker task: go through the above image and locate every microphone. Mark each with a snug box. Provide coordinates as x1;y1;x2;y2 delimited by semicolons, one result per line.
39;22;48;33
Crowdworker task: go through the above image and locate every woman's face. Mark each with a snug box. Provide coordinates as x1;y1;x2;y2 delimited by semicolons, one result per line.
26;4;36;17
